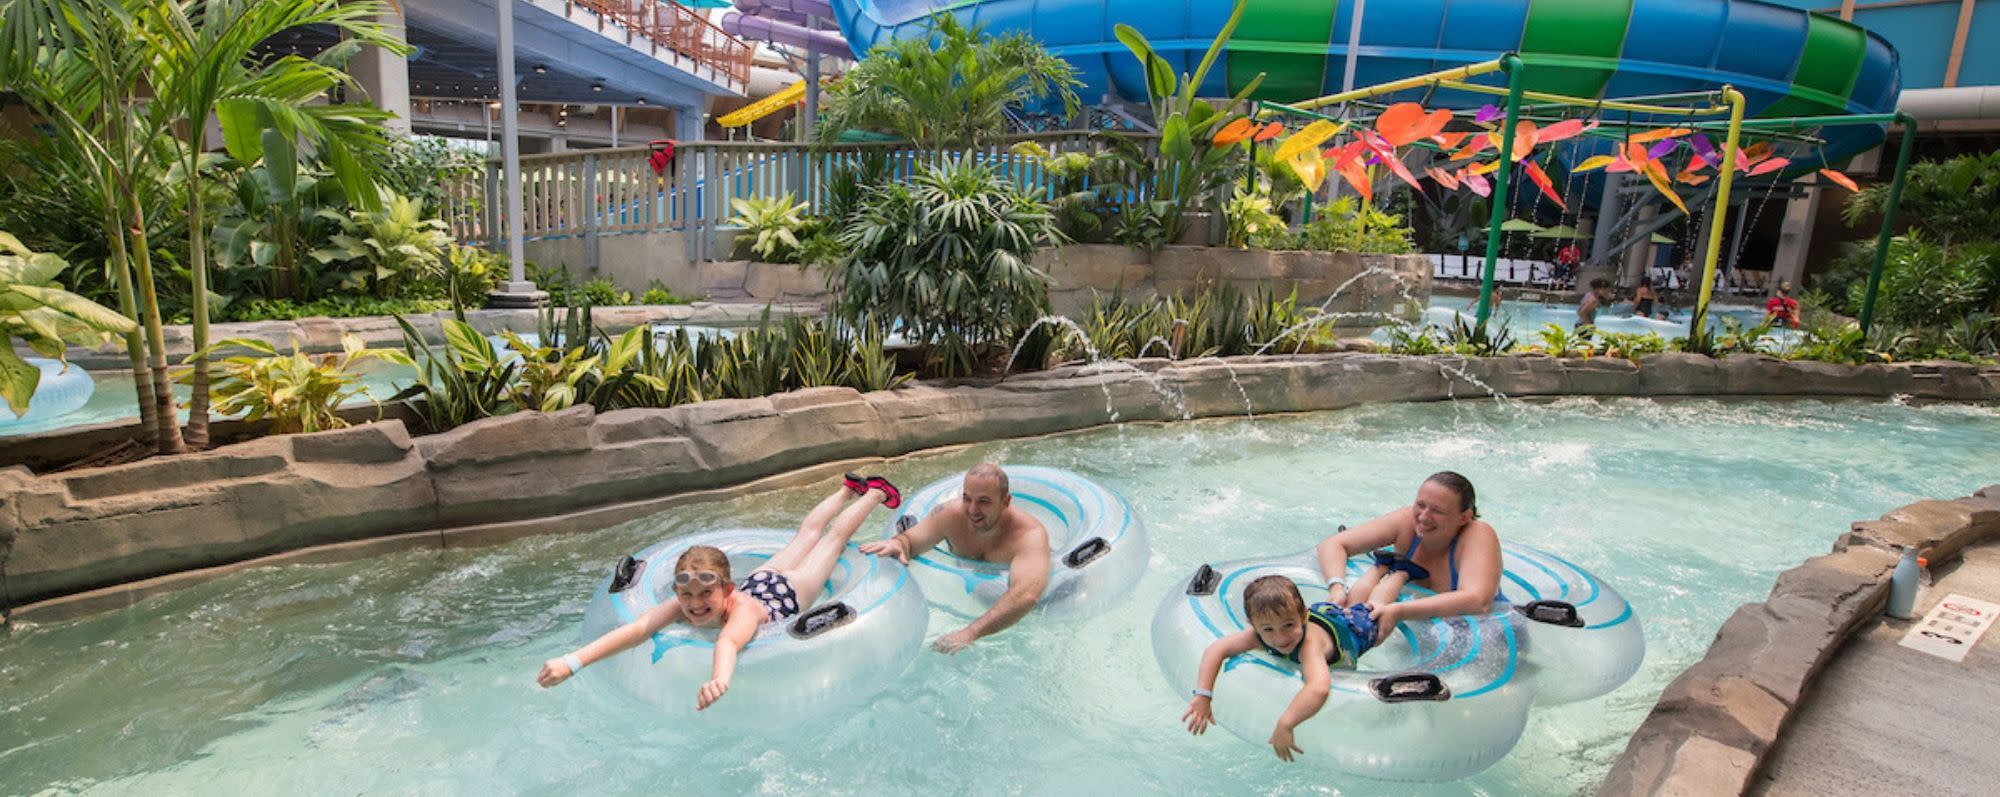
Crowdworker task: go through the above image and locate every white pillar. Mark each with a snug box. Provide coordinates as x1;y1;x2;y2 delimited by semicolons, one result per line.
1772;180;1823;295
348;8;412;135
489;0;544;307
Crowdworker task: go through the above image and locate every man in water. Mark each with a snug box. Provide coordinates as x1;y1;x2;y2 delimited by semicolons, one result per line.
860;463;1050;653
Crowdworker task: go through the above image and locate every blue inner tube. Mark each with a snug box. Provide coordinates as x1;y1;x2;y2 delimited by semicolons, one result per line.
0;358;93;425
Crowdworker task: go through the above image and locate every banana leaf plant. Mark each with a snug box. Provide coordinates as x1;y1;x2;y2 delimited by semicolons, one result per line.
0;232;136;416
1107;0;1265;244
211;128;358;301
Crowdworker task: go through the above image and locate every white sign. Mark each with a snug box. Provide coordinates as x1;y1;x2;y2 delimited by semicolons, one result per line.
1898;593;2000;663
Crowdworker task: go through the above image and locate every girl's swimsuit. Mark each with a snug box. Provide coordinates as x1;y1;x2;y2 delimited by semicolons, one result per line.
741;570;802;623
1634;297;1656;316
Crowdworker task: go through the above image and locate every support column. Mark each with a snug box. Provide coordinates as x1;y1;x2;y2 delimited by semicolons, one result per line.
488;0;546;308
1771;179;1822;294
347;7;412;135
673;105;703;142
1622;203;1658;287
1590;173;1625;266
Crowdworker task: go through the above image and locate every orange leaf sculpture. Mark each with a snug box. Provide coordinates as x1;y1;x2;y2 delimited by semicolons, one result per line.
1449;134;1492;161
1747;157;1791;177
1629;127;1691;144
1432;131;1471;151
1641;160;1689;214
1334;161;1373;205
1522;161;1566;210
1212;117;1256;146
1253;122;1285;142
1535;119;1593;144
1676;169;1712;186
1469;159;1502;176
1425;166;1461;191
1487;121;1539;162
1359;130;1424;191
1374;103;1427;146
1818;168;1860;192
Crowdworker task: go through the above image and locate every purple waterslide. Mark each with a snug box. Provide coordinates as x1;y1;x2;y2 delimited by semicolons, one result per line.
720;9;850;56
737;0;834;18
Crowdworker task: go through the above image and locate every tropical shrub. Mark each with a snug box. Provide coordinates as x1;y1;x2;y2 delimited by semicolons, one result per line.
0;232;137;415
376;135;486;220
331;193;454;297
185;334;391;435
1292;197;1417;254
1846;232;1994;331
817;15;1081;147
639;281;699;305
1224;189;1285;249
383;317;518;432
1012;142;1119;241
831;156;1064;376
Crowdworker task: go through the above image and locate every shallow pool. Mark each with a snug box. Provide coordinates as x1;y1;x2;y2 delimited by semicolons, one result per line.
1414;297;1781;342
3;398;1997;795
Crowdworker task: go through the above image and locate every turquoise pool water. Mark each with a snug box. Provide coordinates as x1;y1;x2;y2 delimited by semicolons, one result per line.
1414;298;1785;343
3;398;1997;794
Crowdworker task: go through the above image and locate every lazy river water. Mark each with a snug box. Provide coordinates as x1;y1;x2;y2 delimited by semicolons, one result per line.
3;398;1996;794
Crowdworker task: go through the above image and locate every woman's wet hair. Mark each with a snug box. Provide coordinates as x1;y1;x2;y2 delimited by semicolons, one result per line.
1424;471;1479;517
1243;575;1307;621
674;545;732;582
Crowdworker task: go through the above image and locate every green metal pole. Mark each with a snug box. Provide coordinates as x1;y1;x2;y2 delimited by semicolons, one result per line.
1689;88;1745;340
1476;55;1526;330
1859;112;1917;335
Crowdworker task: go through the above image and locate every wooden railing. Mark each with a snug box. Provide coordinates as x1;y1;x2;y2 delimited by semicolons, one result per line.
568;0;753;88
447;132;1164;245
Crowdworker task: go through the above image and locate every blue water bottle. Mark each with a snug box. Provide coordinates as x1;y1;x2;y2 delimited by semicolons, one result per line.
1887;547;1921;620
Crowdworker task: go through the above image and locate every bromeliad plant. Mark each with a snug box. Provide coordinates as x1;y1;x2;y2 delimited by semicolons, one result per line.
726;193;811;263
183;333;391;435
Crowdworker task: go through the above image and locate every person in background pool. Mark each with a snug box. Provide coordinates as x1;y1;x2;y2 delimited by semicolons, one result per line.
1181;575;1378;762
1764;281;1802;328
1314;472;1502;645
1576;278;1613;333
1631;276;1662;320
535;475;901;709
860;463;1051;654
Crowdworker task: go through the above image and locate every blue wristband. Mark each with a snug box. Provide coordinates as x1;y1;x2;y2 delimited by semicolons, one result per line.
562;654;584;675
1191;687;1214;699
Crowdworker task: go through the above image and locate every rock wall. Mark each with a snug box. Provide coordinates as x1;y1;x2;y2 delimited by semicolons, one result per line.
1597;485;2000;796
3;353;1996;623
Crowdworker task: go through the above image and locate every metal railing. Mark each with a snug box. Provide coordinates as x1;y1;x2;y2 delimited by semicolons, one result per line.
444;132;1162;245
567;0;753;89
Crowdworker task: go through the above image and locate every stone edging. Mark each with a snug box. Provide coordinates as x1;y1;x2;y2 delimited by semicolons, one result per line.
2;352;1996;625
1596;484;2000;796
31;302;823;371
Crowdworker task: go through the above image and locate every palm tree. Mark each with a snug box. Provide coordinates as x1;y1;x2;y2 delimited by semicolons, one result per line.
816;15;1081;148
145;0;407;448
0;0;187;452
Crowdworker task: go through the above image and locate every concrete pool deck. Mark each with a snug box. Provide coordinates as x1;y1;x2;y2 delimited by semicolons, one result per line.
1752;540;2000;797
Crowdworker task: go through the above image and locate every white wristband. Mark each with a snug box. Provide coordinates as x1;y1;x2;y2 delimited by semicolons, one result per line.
1191;687;1214;699
562;653;585;675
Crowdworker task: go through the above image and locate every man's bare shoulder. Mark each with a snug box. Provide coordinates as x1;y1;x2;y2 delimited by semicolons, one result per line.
1002;509;1051;557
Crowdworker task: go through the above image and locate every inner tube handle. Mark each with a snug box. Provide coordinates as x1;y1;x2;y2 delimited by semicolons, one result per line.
895;515;920;533
608;555;645;593
1516;600;1586;628
789;601;856;639
1185;563;1221;596
1063;536;1111;569
1370;673;1451;703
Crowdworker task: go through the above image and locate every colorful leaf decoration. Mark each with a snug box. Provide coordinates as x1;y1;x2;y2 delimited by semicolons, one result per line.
1253;122;1285;142
1629;127;1691;144
1818;168;1860;192
1474;104;1501;125
1488;121;1538;162
1469;159;1502;176
1641;160;1689;214
1288;148;1328;192
1212;117;1256;146
1274;119;1344;163
1647;139;1679;161
1359;130;1423;191
1335;161;1373;204
1743;142;1775;162
1425;166;1461;191
1432;131;1471;151
1449;134;1492;161
1535;119;1591;144
1522;161;1566;210
1689;134;1718;166
1373;103;1429;147
1748;157;1791;177
1573;155;1619;173
1330;140;1368;169
1676;168;1711;186
1462;170;1491;197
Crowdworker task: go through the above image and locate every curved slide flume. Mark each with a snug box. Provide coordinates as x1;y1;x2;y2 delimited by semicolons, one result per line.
826;0;1901;161
726;0;850;57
